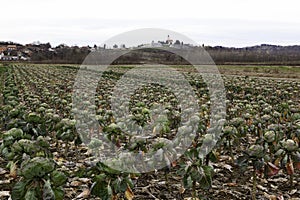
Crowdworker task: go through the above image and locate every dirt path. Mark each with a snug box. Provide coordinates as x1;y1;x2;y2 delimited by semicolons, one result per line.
224;74;300;81
218;65;300;79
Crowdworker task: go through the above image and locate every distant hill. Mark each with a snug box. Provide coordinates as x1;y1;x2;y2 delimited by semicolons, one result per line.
1;42;300;65
205;44;300;65
112;45;300;65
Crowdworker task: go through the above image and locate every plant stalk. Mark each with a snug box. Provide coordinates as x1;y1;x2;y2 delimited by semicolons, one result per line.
290;173;293;187
192;180;197;199
252;167;257;200
229;139;234;162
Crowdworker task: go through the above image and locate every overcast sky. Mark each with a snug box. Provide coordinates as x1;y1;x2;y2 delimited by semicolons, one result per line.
1;0;300;47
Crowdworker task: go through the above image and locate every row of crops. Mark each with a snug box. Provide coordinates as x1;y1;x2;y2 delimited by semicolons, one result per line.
0;64;299;199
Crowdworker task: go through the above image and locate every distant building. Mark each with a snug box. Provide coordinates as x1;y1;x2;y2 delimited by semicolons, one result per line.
1;55;18;61
120;44;126;49
151;41;163;47
171;43;194;49
166;35;173;45
0;46;7;53
20;56;29;61
17;51;22;57
22;48;33;55
7;45;17;51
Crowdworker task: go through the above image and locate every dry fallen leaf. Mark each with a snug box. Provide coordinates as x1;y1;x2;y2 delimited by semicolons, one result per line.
76;188;90;199
274;157;281;167
295;161;300;170
112;194;119;200
225;182;238;187
9;162;17;178
286;161;294;175
277;194;284;200
263;192;276;200
0;180;11;185
179;185;185;194
78;178;90;183
0;168;7;175
0;191;10;198
171;160;177;167
222;164;233;172
289;189;297;195
267;162;280;177
257;184;268;192
70;180;82;187
268;177;288;183
270;184;278;189
125;186;134;200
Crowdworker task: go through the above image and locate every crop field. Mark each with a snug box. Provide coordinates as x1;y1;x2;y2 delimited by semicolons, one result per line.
0;64;299;200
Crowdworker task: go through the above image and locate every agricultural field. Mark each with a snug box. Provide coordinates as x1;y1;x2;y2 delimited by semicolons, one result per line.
0;64;299;200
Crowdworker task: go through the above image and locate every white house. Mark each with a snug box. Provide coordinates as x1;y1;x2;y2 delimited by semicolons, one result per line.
20;56;29;61
1;56;18;61
166;35;173;45
151;41;163;47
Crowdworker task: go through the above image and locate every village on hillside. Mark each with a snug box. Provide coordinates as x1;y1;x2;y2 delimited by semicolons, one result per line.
1;36;300;65
0;42;89;62
0;36;194;62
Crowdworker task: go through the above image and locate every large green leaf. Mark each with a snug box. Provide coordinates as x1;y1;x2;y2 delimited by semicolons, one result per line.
3;135;15;147
112;177;123;193
11;180;28;200
1;146;14;160
13;139;37;154
59;129;75;141
53;187;64;200
26;112;41;124
37;136;50;148
96;162;120;175
4;128;23;139
182;175;192;189
50;170;67;187
94;174;107;182
24;189;38;200
43;180;55;200
191;168;201;181
235;155;249;172
21;157;55;179
88;138;103;149
91;182;113;200
248;145;264;158
199;165;213;189
107;184;113;198
125;176;134;190
11;141;23;152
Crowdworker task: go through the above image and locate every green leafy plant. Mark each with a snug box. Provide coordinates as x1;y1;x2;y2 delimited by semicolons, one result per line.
11;157;67;200
103;122;128;148
222;125;238;162
90;162;135;200
177;137;214;199
236;144;279;200
56;118;81;158
274;139;300;186
0;128;26;160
